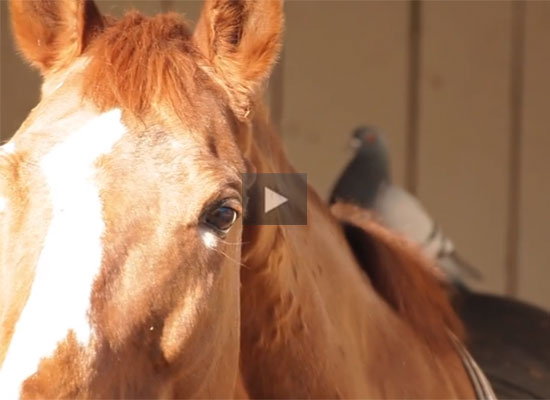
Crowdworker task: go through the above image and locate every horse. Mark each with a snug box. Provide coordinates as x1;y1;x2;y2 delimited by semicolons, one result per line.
0;0;492;397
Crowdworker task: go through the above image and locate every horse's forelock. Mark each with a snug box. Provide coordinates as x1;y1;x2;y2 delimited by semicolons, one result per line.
81;11;217;131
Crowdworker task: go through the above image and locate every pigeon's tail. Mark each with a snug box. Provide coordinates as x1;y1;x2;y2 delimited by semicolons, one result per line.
439;252;483;283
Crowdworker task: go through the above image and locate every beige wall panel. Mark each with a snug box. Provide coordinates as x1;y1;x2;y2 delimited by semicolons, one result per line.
281;1;410;197
97;1;163;16
0;1;41;142
417;2;513;294
169;0;202;23
517;2;550;310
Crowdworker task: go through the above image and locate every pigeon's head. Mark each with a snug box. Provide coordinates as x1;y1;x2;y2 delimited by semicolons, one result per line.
350;126;387;154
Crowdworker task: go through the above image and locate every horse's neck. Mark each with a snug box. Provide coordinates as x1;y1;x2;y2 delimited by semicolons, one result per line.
238;110;472;398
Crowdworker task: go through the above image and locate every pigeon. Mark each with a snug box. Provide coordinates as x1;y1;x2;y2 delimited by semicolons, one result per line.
330;125;481;286
331;126;550;399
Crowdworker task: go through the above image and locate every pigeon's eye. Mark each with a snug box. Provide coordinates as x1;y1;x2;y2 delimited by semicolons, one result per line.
202;202;239;235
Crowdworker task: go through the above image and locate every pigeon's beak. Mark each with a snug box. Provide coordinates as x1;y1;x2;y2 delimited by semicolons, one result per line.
349;137;362;150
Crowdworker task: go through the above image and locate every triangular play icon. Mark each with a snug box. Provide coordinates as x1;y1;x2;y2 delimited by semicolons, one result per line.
264;186;288;214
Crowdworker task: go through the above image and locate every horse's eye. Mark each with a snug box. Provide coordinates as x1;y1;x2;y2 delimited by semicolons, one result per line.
203;205;238;234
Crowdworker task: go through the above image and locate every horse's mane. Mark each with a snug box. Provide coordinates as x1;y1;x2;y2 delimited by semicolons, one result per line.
331;203;464;352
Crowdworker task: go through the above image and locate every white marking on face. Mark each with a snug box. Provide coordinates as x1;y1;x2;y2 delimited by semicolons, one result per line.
0;197;6;214
200;228;219;249
0;109;126;398
1;141;16;154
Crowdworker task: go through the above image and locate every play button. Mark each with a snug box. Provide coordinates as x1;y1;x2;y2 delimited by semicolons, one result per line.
242;173;307;225
264;187;288;213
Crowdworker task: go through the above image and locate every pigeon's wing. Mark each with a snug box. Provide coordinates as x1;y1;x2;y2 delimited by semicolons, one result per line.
372;184;437;249
373;184;481;283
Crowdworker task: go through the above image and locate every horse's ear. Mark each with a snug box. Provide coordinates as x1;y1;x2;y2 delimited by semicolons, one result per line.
194;0;283;120
9;0;104;74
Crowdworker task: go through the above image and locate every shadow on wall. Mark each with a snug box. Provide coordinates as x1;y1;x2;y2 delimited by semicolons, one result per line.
0;1;41;142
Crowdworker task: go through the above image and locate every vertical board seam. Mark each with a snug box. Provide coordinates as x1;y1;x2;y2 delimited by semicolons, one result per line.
405;0;422;194
505;0;526;297
160;0;174;13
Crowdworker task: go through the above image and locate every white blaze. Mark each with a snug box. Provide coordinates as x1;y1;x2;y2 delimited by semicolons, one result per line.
1;141;15;217
1;141;16;154
0;109;126;397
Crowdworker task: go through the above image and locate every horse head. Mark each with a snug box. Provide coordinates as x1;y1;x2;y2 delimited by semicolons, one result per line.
0;0;282;397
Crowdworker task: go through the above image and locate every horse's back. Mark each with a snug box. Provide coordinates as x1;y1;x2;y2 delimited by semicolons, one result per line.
455;289;550;399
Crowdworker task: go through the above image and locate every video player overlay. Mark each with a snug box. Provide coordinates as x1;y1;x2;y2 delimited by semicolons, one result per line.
242;173;307;226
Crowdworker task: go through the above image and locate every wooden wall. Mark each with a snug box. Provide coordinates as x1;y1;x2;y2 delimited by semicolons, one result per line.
0;1;41;139
1;1;548;309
